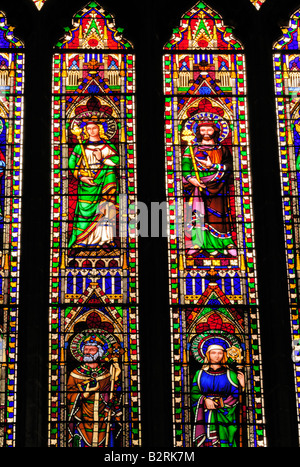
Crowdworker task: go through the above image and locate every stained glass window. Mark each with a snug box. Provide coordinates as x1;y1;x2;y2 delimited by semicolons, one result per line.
32;0;47;10
49;1;141;447
0;11;24;447
250;0;266;9
163;1;266;447
273;8;300;438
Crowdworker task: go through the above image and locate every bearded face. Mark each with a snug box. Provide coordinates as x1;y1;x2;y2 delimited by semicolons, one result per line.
196;124;219;143
82;343;104;362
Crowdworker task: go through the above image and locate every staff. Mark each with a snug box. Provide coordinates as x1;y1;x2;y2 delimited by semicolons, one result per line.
227;346;245;447
71;123;93;179
182;128;202;190
105;359;120;447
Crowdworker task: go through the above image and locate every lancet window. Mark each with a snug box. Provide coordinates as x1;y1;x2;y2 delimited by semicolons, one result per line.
163;1;266;447
0;11;24;447
49;1;141;447
273;7;300;437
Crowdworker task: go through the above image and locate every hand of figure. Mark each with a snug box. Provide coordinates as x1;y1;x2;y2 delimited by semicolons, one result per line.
237;371;245;388
199;156;213;168
81;176;95;185
82;380;99;397
111;361;121;380
93;148;103;161
205;398;217;410
189;176;206;188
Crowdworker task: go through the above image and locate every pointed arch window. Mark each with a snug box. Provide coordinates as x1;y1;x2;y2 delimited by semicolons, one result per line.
273;8;300;438
163;1;266;447
49;2;141;447
0;11;24;447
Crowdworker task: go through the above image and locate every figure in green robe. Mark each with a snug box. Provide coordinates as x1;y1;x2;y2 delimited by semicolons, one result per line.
68;121;119;250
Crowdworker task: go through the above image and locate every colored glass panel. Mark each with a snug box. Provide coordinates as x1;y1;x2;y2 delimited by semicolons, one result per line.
0;12;24;447
49;2;141;447
250;0;266;9
273;8;300;439
32;0;47;10
163;2;266;447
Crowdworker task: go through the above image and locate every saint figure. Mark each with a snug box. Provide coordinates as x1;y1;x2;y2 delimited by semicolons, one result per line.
182;119;237;256
67;333;122;447
68;120;119;251
191;343;245;447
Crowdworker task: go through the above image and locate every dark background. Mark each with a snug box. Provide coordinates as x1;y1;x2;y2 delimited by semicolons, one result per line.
0;0;299;447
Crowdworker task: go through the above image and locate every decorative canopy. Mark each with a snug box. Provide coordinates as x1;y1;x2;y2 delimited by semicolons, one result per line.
273;8;300;50
164;1;243;50
56;1;133;49
0;11;24;47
